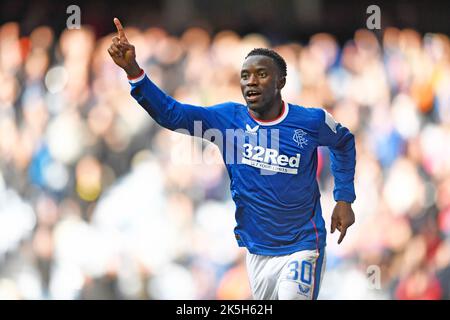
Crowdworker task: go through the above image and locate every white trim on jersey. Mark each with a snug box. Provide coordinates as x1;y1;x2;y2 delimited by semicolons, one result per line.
324;110;338;133
251;101;290;126
128;72;146;84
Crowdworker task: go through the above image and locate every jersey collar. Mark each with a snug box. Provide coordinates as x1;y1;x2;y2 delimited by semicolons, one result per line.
248;101;289;126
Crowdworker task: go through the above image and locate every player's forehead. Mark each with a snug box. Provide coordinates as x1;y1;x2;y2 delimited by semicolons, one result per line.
241;55;277;72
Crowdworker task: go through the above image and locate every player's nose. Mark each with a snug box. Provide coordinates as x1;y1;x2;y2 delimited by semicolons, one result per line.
246;73;259;86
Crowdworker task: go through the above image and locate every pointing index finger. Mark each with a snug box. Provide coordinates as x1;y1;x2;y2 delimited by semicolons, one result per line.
114;18;128;42
337;226;347;244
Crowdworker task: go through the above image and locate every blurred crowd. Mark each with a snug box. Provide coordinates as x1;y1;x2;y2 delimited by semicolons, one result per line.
0;20;449;299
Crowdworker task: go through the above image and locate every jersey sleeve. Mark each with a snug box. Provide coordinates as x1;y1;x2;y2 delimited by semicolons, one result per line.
317;109;356;203
128;71;231;136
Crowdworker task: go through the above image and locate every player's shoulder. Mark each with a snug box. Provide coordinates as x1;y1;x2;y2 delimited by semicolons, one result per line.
203;102;245;126
207;101;244;112
287;103;326;125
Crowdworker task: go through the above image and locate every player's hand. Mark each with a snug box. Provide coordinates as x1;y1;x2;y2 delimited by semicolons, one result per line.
108;18;141;77
330;201;355;244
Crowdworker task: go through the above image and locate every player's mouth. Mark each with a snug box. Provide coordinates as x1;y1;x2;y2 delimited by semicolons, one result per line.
245;90;262;103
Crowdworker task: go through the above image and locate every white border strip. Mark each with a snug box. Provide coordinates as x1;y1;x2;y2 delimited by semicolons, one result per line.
128;72;146;84
252;102;289;126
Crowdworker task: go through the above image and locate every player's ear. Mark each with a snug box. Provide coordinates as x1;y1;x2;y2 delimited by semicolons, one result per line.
277;76;286;90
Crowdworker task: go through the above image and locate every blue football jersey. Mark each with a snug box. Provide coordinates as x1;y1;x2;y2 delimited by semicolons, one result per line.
129;73;356;256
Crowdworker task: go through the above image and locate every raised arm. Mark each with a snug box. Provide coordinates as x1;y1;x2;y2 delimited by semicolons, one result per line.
107;18;230;136
108;18;142;78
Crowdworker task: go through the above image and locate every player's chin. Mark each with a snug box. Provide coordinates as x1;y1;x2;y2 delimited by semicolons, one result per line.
245;99;265;110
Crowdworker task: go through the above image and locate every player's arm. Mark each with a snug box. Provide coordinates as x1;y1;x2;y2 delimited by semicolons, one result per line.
317;109;356;244
107;18;225;136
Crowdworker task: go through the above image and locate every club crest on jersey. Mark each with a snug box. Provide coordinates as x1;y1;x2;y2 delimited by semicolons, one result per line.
245;124;259;135
293;129;308;148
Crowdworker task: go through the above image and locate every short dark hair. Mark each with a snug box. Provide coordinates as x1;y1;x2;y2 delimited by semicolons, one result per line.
245;48;287;78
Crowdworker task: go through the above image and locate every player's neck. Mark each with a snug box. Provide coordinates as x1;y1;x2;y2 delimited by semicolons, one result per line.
249;97;283;121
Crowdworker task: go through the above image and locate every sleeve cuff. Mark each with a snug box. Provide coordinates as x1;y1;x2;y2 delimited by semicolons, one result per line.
128;69;145;84
334;191;356;203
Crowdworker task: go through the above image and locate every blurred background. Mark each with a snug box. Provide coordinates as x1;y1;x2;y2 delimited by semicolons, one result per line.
0;0;450;299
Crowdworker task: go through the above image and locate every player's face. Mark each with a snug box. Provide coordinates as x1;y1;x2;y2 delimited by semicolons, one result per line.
240;55;283;111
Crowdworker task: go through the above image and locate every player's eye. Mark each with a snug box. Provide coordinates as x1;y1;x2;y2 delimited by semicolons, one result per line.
241;73;249;80
259;72;267;78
